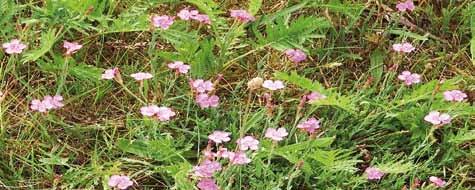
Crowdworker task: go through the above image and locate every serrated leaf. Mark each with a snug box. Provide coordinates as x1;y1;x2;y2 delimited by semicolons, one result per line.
22;29;60;63
274;71;326;92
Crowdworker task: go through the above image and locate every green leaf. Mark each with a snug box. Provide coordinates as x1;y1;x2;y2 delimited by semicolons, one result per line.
388;29;429;41
276;137;335;153
369;49;385;85
117;138;187;163
310;149;360;173
164;162;194;189
448;130;475;145
22;29;60;63
248;0;263;15
274;71;326;92
258;15;330;50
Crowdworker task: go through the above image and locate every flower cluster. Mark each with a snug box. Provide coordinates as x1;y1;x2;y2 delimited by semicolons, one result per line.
167;61;190;74
140;105;176;121
178;8;211;24
396;0;415;12
30;95;64;113
191;79;220;109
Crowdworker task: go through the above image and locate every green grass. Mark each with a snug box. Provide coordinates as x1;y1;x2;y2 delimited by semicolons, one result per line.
1;0;474;189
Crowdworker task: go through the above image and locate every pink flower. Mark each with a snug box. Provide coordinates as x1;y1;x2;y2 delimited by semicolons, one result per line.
43;95;64;109
2;39;27;54
398;71;421;86
30;95;64;113
192;14;212;24
265;127;288;141
152;15;174;29
392;42;415;53
156;107;176;121
443;90;467;102
306;92;326;103
230;10;255;23
196;93;219;109
424;111;451;126
197;178;219;190
396;0;415;12
177;9;199;20
262;80;285;91
192;79;214;93
284;49;307;63
140;105;176;121
31;99;47;112
236;136;259;151
193;160;222;178
130;72;153;81
229;151;251;165
365;167;384;180
297;118;321;134
102;68;118;80
208;131;231;144
167;61;190;74
429;176;446;187
108;175;133;190
63;41;82;55
215;147;230;158
140;105;160;116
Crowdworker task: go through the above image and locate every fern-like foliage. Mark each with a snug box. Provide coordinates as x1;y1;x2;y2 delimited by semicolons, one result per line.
257;15;330;50
22;29;60;63
275;71;357;113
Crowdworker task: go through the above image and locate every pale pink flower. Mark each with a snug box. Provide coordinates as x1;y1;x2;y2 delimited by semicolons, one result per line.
424;111;451;125
30;99;47;112
102;68;118;80
208;131;231;144
265;127;288;141
177;9;198;20
262;80;285;91
236;136;259;151
108;175;133;190
192;14;211;24
429;176;446;187
215;147;230;158
284;49;307;63
306;92;326;102
140;105;176;121
140;105;160;116
196;93;219;108
229;151;251;165
2;39;27;54
365;167;384;180
43;95;64;109
152;15;174;29
443;90;467;102
156;106;176;121
192;79;214;93
167;61;190;74
396;0;415;12
230;10;255;23
130;72;153;81
193;160;222;178
297;118;321;134
398;71;421;86
63;41;82;55
197;178;219;190
392;42;415;53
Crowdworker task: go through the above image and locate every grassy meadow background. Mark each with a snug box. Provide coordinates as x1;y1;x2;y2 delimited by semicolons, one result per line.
0;0;474;189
